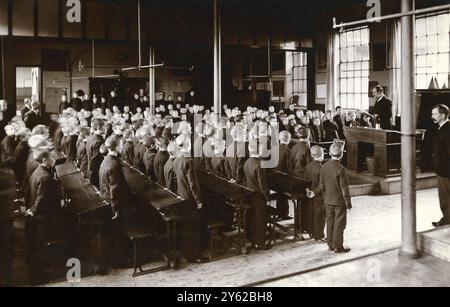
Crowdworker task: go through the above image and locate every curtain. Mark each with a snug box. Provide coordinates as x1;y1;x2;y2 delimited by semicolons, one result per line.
389;20;402;124
326;32;340;111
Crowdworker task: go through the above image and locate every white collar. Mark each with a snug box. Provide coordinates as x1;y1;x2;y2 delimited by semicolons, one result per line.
439;119;449;130
108;151;118;157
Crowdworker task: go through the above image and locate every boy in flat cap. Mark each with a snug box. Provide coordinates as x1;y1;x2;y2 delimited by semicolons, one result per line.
320;143;352;253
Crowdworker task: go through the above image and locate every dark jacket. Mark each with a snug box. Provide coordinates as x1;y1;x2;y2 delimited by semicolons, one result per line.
373;96;393;130
121;140;134;166
305;160;323;196
99;154;128;214
290;141;311;178
275;144;291;172
63;135;78;162
76;139;89;177
24;110;41;130
173;156;203;205
29;165;61;218
319;159;352;209
133;142;146;173
0;136;17;163
154;150;170;185
164;157;177;192
143;148;157;180
432;121;450;178
243;157;270;202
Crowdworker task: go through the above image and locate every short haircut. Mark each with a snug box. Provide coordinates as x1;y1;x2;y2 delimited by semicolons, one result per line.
433;104;449;118
335;106;342;111
374;84;384;93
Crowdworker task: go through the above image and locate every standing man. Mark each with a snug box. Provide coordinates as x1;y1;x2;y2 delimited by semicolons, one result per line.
58;95;70;114
320;143;352;253
243;142;270;250
99;135;129;266
275;131;292;219
173;134;205;263
86;118;105;187
24;101;42;130
21;98;32;119
431;105;450;228
333;107;346;140
372;85;393;130
26;146;62;284
305;146;326;241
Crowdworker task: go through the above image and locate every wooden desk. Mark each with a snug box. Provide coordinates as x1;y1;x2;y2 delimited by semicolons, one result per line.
197;168;254;254
346;127;424;177
121;162;183;270
267;169;310;239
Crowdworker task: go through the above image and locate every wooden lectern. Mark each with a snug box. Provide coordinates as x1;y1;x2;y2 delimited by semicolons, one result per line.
347;127;402;177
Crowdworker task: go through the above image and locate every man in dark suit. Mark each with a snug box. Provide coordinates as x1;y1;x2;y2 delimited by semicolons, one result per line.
142;135;157;180
86;118;105;187
24;101;42;130
333;107;346;139
243;142;269;249
121;129;134;166
21;98;32;119
99;136;129;267
71;92;82;112
153;138;170;186
1;125;17;163
431;105;450;227
372;85;393;130
305;146;326;241
290;127;311;178
173;134;205;263
26;146;62;284
58;95;70;114
274;131;292;219
164;142;178;192
320;143;352;253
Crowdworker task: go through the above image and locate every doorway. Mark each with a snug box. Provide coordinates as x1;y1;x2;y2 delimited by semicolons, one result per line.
16;66;41;110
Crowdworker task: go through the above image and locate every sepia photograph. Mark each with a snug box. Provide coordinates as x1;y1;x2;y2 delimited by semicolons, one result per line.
0;0;449;292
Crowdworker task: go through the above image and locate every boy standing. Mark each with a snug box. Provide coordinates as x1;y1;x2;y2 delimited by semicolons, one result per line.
319;143;352;253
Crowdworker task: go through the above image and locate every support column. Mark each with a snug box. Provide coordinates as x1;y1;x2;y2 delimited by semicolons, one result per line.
149;46;156;115
213;0;222;117
399;0;420;259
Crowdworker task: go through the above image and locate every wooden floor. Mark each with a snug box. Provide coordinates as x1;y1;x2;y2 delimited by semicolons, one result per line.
43;188;445;287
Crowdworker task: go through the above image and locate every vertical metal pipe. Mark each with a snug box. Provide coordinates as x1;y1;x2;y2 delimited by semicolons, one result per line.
149;46;156;115
213;0;222;117
138;0;142;68
399;0;420;259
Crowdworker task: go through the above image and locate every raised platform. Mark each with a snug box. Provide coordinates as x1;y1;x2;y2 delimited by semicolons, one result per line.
419;226;450;263
348;170;437;196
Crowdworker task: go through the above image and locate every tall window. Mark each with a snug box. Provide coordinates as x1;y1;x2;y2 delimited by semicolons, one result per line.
338;27;370;110
286;51;308;107
415;11;450;90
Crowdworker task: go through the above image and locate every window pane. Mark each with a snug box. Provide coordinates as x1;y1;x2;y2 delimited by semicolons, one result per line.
416;36;427;55
427;54;438;74
427;35;439;53
416;18;427;36
417;55;427;74
437;13;449;34
437;53;449;73
417;74;427;89
427;16;437;34
438;33;449;52
347;46;355;62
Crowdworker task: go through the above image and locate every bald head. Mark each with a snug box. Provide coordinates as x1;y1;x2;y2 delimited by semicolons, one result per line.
279;131;291;145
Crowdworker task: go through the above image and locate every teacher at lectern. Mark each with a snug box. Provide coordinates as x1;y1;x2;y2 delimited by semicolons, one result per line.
371;85;393;130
